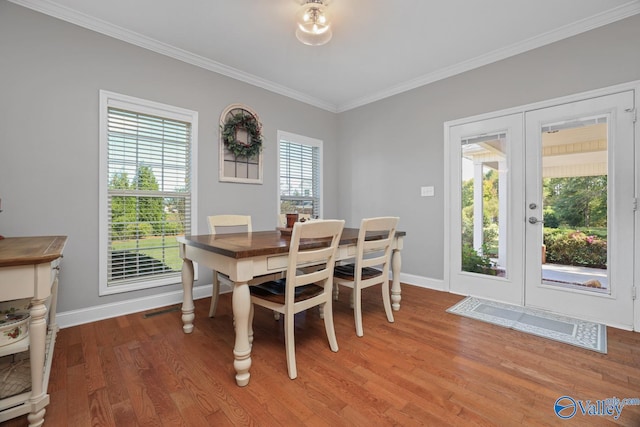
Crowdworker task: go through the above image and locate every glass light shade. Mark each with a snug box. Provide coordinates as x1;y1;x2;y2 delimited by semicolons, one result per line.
296;27;332;46
295;2;332;45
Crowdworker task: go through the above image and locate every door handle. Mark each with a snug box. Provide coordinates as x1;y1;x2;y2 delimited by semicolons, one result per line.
528;217;544;224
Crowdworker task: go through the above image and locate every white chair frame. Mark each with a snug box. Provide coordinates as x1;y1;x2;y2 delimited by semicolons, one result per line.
249;219;345;379
333;217;399;337
206;215;269;317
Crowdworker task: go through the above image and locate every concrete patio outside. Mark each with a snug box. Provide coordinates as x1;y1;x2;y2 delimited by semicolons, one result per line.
542;263;608;290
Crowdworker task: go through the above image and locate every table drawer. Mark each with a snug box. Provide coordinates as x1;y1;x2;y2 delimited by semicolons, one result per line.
266;255;287;271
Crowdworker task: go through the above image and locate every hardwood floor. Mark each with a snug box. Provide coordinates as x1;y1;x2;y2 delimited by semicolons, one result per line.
3;285;639;426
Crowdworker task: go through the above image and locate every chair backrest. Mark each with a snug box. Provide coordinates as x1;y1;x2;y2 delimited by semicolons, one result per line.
207;215;252;235
285;219;345;302
355;217;399;281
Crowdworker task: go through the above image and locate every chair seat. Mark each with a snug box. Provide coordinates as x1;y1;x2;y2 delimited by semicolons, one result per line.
334;264;382;280
250;279;324;304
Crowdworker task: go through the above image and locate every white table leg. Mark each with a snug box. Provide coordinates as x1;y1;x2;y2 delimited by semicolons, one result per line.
391;248;402;311
181;259;195;334
27;298;47;427
232;281;252;386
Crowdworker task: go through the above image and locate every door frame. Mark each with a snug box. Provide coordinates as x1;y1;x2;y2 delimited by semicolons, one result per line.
444;80;640;331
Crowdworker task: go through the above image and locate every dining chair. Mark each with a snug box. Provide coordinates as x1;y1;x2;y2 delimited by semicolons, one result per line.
333;216;399;337
206;215;273;318
249;219;345;379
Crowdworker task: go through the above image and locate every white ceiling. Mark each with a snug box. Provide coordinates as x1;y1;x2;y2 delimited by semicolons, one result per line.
11;0;640;112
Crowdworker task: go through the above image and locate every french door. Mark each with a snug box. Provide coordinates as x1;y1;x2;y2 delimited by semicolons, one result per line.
447;88;636;329
524;91;635;329
448;114;525;305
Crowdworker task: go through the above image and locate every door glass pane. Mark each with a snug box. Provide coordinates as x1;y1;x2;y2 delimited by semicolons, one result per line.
461;133;507;277
540;117;608;293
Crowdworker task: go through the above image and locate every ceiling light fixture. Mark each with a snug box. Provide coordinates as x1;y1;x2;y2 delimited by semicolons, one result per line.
295;0;332;46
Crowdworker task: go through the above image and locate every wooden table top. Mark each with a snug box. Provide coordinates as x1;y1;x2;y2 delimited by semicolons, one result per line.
179;228;405;259
0;236;68;267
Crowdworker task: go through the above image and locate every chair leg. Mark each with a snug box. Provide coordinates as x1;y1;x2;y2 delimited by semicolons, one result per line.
209;272;220;317
284;311;297;379
382;280;395;323
353;286;364;337
333;282;339;301
322;301;339;352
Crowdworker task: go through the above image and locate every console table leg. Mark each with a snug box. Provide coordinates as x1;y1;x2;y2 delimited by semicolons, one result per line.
28;299;47;427
27;408;46;427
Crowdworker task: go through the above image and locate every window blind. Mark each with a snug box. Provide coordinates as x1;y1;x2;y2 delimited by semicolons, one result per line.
106;107;191;287
279;140;320;218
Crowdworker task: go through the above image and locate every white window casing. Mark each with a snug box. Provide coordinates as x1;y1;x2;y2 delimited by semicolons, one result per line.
99;91;198;295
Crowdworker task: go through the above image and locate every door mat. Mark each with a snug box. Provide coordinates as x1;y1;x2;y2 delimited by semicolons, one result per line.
447;297;607;353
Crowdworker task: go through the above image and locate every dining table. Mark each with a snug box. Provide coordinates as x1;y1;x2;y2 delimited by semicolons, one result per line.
177;227;405;386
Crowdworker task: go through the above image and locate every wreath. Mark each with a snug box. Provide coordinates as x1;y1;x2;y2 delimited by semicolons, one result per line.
221;111;263;158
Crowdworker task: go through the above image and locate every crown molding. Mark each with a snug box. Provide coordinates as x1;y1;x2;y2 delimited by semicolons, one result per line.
336;1;640;112
9;0;640;114
8;0;339;113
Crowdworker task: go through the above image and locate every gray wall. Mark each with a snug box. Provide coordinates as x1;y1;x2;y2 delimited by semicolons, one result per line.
1;2;639;313
0;3;338;312
337;13;640;281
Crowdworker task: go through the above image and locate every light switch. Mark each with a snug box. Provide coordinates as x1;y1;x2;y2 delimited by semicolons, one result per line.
421;186;435;197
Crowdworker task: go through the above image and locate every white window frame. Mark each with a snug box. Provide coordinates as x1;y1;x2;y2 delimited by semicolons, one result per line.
99;90;198;295
277;130;323;223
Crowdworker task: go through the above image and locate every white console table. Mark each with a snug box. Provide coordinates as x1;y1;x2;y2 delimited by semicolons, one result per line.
0;236;67;427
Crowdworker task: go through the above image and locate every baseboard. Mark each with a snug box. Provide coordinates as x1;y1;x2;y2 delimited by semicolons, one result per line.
56;285;213;329
56;273;444;328
397;272;445;291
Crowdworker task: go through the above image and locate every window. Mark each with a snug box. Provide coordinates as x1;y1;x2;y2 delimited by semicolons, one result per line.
278;130;322;219
99;91;198;295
